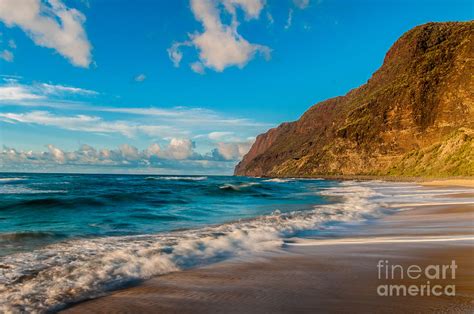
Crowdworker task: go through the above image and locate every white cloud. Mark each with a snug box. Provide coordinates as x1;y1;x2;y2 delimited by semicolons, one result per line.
8;39;16;49
0;81;97;102
0;49;13;62
91;106;269;128
285;0;311;30
134;74;146;82
118;144;140;160
40;83;98;95
167;41;192;67
166;138;195;160
285;9;293;29
98;106;204;118
47;144;66;163
222;0;266;19
169;0;270;72
0;86;43;100
0;74;22;80
1;110;99;125
144;143;161;158
293;0;310;9
208;131;234;140
0;0;92;67
215;140;253;160
266;12;274;25
146;138;195;160
0;110;184;138
190;61;205;74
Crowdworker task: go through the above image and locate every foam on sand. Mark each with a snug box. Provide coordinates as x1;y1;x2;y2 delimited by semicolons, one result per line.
284;235;474;246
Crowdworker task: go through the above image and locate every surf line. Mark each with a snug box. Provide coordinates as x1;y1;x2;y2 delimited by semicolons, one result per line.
284;236;474;246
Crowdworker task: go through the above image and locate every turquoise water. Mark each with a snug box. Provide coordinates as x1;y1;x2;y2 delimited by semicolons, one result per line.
4;173;467;311
0;174;335;256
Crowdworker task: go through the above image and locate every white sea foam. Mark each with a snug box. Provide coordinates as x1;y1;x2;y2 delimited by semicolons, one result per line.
0;178;26;183
285;235;474;246
145;176;207;181
263;178;293;183
0;186;67;195
324;181;474;208
219;182;261;190
0;181;471;312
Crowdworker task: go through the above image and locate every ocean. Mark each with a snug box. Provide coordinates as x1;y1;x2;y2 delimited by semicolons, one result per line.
1;173;471;312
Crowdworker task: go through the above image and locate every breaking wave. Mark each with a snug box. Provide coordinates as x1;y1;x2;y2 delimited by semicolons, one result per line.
219;182;261;191
0;178;27;183
0;182;385;312
145;176;207;181
263;178;294;183
0;186;67;195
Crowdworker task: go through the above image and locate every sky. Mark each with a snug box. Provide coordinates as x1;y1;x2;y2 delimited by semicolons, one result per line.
0;0;472;174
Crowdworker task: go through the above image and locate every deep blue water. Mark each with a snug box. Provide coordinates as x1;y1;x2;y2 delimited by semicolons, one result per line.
0;173;335;255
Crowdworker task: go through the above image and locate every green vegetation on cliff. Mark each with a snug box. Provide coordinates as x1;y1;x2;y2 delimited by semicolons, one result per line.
387;128;474;177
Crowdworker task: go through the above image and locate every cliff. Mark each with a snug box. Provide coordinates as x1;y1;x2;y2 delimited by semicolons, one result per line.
235;21;474;177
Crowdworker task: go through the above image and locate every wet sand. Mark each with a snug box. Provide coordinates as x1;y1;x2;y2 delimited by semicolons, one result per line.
421;179;474;188
63;190;474;313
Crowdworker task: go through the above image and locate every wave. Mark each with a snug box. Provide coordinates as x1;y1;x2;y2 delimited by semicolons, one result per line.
263;178;293;183
0;197;105;211
145;176;207;181
0;182;387;312
0;186;67;195
0;177;27;183
219;182;261;191
129;213;181;221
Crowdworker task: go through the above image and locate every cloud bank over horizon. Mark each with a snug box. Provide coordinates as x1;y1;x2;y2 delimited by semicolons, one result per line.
1;138;254;174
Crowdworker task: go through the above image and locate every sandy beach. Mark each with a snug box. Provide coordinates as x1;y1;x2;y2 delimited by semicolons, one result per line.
62;182;474;314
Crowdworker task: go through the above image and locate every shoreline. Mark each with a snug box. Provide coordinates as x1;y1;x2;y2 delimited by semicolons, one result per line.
63;185;474;313
263;176;474;186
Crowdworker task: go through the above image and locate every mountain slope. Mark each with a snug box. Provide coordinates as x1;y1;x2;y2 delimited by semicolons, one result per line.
235;21;474;177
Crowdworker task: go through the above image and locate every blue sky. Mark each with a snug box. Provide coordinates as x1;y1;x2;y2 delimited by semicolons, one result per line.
0;0;472;174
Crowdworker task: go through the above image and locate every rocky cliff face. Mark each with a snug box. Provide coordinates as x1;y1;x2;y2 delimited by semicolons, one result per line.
235;22;474;177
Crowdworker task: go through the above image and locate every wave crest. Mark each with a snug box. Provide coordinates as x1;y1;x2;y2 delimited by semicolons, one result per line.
145;176;207;181
219;182;261;191
263;178;294;183
0;182;385;312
